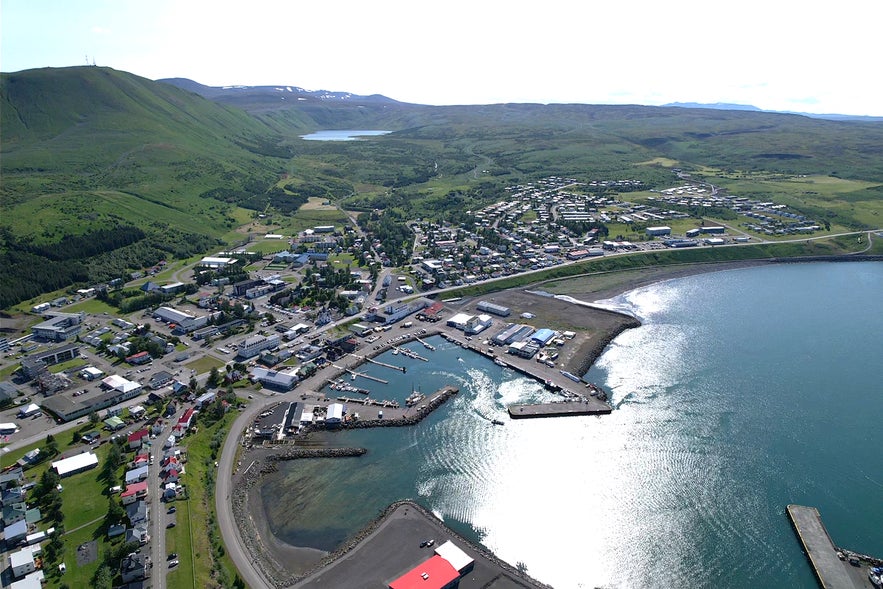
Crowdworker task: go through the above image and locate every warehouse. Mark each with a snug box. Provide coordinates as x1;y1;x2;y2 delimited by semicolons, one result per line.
530;328;556;346
646;226;672;237
446;313;473;331
476;300;511;317
52;452;99;478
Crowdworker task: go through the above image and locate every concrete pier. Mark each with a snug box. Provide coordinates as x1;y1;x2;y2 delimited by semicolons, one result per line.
787;505;861;589
509;401;612;419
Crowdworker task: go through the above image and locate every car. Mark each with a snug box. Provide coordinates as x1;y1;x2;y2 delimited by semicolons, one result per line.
419;539;435;548
167;553;178;560
166;521;176;528
169;559;179;567
167;506;176;514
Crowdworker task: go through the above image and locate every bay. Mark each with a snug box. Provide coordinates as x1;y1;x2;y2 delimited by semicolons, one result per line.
260;261;883;588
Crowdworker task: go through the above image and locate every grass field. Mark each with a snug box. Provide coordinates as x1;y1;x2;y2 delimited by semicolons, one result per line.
63;297;118;315
166;411;240;589
184;355;224;375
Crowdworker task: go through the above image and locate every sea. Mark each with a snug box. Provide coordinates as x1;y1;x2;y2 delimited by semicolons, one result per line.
259;261;883;588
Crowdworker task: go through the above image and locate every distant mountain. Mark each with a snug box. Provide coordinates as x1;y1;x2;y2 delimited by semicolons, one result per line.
158;77;402;108
664;101;883;122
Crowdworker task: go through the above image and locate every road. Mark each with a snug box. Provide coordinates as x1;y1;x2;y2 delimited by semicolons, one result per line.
148;414;178;589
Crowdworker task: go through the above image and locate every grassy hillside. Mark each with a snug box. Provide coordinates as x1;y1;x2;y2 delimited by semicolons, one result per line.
2;66;881;309
0;67;295;307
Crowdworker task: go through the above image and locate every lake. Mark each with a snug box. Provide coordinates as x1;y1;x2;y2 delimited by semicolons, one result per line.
300;129;391;141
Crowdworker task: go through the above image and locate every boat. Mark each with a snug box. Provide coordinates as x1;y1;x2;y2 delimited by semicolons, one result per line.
494;358;507;367
491;419;505;426
392;348;399;355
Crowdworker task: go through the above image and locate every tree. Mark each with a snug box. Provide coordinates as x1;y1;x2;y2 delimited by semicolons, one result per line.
91;564;112;589
189;376;198;391
44;434;59;457
105;497;125;528
88;411;100;425
207;367;221;388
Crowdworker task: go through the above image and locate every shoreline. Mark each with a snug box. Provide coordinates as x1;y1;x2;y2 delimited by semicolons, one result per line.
230;258;874;587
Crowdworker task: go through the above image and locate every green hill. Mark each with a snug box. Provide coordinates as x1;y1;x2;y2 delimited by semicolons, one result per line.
2;66;881;309
0;66;294;308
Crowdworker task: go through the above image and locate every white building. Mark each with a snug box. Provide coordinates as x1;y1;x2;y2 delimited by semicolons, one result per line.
237;334;280;359
52;452;99;478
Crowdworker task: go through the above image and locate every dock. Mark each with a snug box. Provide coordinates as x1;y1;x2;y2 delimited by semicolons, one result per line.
351;354;407;373
508;401;612;419
786;505;862;589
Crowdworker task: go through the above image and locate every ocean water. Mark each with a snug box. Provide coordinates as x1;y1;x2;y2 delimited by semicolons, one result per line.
260;261;883;588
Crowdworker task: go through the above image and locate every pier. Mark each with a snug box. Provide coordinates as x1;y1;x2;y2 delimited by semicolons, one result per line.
414;336;435;350
393;346;429;361
352;354;407;373
786;505;863;589
509;401;612;419
337;396;399;408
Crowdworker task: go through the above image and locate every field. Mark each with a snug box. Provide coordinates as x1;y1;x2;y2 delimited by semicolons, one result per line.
184;355;225;375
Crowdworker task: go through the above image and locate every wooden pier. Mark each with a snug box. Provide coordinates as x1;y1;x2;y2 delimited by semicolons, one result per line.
786;505;862;589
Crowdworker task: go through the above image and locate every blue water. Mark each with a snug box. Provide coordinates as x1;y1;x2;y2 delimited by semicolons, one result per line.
299;129;391;141
260;262;883;588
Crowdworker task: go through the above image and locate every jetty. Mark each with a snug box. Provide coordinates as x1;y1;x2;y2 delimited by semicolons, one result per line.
337;396;399;408
509;401;612;419
786;504;864;589
414;336;435;350
393;346;428;361
351;354;407;373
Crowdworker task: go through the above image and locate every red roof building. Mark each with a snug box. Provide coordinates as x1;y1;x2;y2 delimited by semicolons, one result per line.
125;351;151;365
127;429;149;449
388;555;460;589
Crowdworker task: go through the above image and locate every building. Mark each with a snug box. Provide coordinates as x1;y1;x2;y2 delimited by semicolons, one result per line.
120;551;147;583
10;548;36;579
530;328;556;346
31;312;84;341
20;342;82;377
52;452;99;478
446;313;473;331
236;334;280;359
127;429;149;450
699;226;726;234
465;315;493;335
508;340;540;358
646;226;672;237
125;351;151;365
326;403;344;427
153;306;208;333
101;375;142;395
476;301;511;317
198;256;237;269
367;299;429;325
250;367;299;391
124;465;149;485
121;481;149;506
388;556;460;589
492;324;534;346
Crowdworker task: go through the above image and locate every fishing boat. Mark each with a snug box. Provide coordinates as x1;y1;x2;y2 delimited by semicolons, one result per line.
491;419;505;426
494;358;507;367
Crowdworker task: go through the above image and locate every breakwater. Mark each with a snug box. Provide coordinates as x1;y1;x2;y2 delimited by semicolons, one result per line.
344;385;458;428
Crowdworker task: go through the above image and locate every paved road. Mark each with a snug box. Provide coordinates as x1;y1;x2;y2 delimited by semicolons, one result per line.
149;415;178;589
215;399;275;589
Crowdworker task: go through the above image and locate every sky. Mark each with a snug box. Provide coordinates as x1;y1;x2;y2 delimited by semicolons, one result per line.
2;0;882;116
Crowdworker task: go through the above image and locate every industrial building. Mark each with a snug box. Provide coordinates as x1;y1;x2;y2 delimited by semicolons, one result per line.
646;226;672;237
30;312;84;341
476;300;511;317
153;306;209;333
465;314;493;335
446;313;473;331
492;324;535;346
530;328;556;346
388;541;474;589
251;367;300;390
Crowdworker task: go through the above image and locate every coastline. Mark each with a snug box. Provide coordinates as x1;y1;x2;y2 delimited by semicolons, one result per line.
229;258;833;587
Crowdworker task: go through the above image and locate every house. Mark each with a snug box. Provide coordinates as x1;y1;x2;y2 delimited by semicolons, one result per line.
104;416;126;431
124;465;149;485
120;551;147;583
127;429;149;450
121;481;148;506
0;467;24;490
0;381;19;405
10;547;36;579
108;523;126;538
2;502;27;526
125;523;150;546
125;500;149;527
1;485;25;507
125;351;151;366
173;408;195;436
132;453;149;468
3;518;28;546
149;371;173;390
